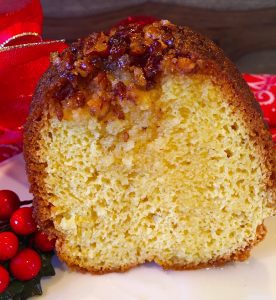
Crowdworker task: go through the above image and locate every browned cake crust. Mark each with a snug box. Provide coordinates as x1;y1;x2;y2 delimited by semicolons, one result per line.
24;20;275;274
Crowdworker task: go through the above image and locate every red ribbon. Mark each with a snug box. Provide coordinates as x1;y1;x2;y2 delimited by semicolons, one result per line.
0;0;67;144
0;0;42;46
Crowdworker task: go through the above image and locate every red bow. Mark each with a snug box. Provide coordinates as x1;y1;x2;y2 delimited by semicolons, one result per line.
0;0;67;144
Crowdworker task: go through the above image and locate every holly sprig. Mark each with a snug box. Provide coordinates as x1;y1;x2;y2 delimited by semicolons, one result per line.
0;190;56;300
0;222;56;300
0;251;55;300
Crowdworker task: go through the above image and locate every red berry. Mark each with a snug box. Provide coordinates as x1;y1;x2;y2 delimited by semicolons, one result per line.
0;232;19;261
10;207;37;235
34;231;56;252
10;248;41;281
0;265;9;293
0;190;20;221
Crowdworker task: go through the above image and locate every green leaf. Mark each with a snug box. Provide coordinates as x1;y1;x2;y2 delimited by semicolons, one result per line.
0;237;56;299
40;253;55;277
0;224;11;233
20;278;42;300
0;280;24;300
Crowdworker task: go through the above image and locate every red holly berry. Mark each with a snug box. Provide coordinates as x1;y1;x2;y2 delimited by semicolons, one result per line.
0;265;9;293
34;231;56;252
10;207;37;235
10;248;41;281
0;190;20;221
0;232;19;261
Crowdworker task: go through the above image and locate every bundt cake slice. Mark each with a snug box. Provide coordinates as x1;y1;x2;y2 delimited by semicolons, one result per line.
24;20;275;273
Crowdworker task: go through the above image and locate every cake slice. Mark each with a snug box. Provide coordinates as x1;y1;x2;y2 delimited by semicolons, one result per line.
24;20;275;273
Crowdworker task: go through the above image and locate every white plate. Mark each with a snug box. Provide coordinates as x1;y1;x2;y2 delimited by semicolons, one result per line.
1;154;276;300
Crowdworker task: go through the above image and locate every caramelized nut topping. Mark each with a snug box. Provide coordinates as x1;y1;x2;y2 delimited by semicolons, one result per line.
49;20;199;121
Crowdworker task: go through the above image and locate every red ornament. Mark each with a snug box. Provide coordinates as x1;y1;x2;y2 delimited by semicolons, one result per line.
0;232;19;261
34;231;56;252
0;265;9;293
10;248;41;281
10;207;37;235
0;190;20;221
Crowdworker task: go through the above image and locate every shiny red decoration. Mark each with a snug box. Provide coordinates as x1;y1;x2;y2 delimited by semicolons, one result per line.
10;248;41;281
0;265;9;293
34;231;56;252
10;207;37;235
0;232;19;261
0;190;20;221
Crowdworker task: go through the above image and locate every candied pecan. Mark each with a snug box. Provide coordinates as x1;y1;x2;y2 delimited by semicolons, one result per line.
89;56;103;72
54;101;64;121
63;91;86;109
83;33;98;55
160;26;174;48
117;54;130;69
144;24;163;41
93;72;112;92
108;33;129;59
84;32;109;57
130;33;146;56
74;59;93;77
53;80;74;101
60;49;76;70
143;55;162;80
133;67;147;87
148;40;163;56
50;52;61;66
51;50;75;74
112;104;125;120
175;57;196;73
87;96;110;119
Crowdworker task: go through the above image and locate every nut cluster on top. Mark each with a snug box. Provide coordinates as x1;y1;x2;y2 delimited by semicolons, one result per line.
48;20;197;122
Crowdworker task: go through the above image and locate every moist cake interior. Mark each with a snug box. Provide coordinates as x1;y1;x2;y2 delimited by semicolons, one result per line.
37;74;270;271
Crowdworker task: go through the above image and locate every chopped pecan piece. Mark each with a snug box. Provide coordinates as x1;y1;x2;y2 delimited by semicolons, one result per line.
133;67;147;87
87;96;110;119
